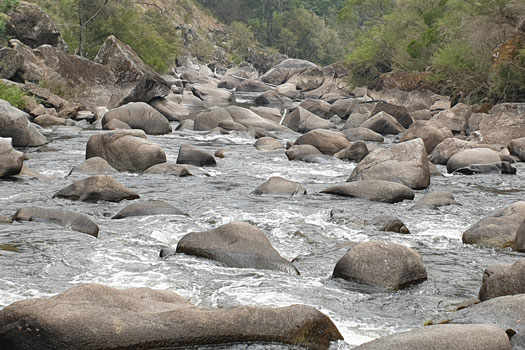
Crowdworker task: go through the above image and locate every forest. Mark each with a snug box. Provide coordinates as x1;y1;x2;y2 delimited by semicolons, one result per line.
1;0;525;103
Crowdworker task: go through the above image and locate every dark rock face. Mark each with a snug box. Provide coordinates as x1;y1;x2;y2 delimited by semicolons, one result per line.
253;176;307;195
0;99;47;147
354;324;511;350
332;241;427;290
479;260;525;301
0;138;24;178
54;175;139;203
6;1;68;49
102;102;172;135
463;201;525;249
112;200;187;219
176;222;299;274
86;130;166;172
176;144;216;167
371;101;413;129
321;180;415;204
69;157;118;176
0;283;343;350
294;129;351;155
13;207;99;237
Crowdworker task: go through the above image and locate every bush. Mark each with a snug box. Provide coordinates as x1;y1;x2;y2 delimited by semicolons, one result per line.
0;82;26;109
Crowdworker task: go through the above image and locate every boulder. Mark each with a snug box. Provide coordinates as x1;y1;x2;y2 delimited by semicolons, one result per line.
343;113;370;129
411;192;460;210
330;98;355;119
287;66;325;91
194;107;233;131
285;144;323;161
69;157;117;176
33;114;69;127
343;127;384;143
94;35;170;106
86;130;166;172
253;176;306;195
176;119;194;131
275;82;302;100
462;201;525;249
282;107;334;133
54;175;140;202
361;111;406;135
254;90;293;109
112;200;186;219
447;148;504;174
0;99;47;147
294;129;351;155
431;103;472;134
479;260;525;301
6;1;68;49
102;102;171;135
354;324;511;350
509;137;525;161
13;207;99;237
371;102;413;128
0;283;343;349
0;47;23;80
299;99;333;119
149;97;189;122
334;142;369;162
479;112;525;145
143;163;192;177
236;79;272;92
430;138;507;165
399;120;452;153
321;180;415;204
0;137;24;178
514;220;525;252
249;106;282;124
176;222;299;274
332;241;427;290
410;109;433;121
103;118;132;130
370;216;410;234
261;59;319;85
176;144;216;167
349;138;430;190
226;105;284;131
254;137;282;151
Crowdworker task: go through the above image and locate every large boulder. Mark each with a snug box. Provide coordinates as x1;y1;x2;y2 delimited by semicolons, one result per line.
54;175;140;202
294;129;351;155
321;180;415;204
411;191;460;210
371;102;413;129
509;137;525;161
94;35;170;106
86;130;166;172
112;200;186;219
6;1;68;49
176;144;216;167
285;144;323;161
343;127;384;143
282;106;334;133
254;137;282;151
226;105;284;131
299;99;333;119
253;176;306;195
194;107;234;131
149;97;190;122
334;142;369;162
0;99;47;147
332;241;427;290
69;157;118;176
261;59;319;85
176;222;299;274
399;120;452;153
0;47;23;80
447;148;507;174
479;260;525;301
0;137;24;178
287;66;325;92
349;138;430;190
0;283;343;349
430;103;472;134
236;79;272;92
462;201;525;249
143;162;192;177
430;138;507;165
102;102;171;135
361;111;406;135
479;111;525;145
13;207;99;237
354;324;511;350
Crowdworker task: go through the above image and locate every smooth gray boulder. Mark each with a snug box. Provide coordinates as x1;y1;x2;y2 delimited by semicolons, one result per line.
254;137;282;151
294;129;351;155
102;102;172;135
285;144;322;161
176;144;216;167
354;324;511;350
321;180;415;204
176;222;299;274
399;120;452;153
143;163;192;177
149;97;188;122
282;107;334;133
13;207;99;237
371;102;413;129
509;137;525;161
112;200;187;219
430;138;507;165
343;127;384;143
463;201;525;249
0;138;24;178
361;111;405;135
349;138;430;190
0;283;343;350
332;241;427;290
69;157;117;176
103;118;132;130
411;192;460;210
194;107;233;131
447;148;508;174
54;175;139;203
479;260;525;301
86;130;166;172
253;176;306;196
334;142;368;162
431;103;472;134
0;99;47;147
480;111;525;145
299;99;333;119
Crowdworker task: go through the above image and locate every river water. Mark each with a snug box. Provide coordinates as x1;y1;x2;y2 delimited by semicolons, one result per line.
0;111;524;348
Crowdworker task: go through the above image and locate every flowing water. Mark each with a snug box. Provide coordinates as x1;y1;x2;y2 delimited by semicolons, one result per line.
1;117;524;348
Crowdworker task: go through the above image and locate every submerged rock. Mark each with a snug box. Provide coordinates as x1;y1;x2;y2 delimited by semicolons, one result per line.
411;192;460;210
253;176;306;196
176;144;216;167
254;137;282;151
321;180;415;204
176;222;299;274
54;175;139;202
13;207;99;237
69;157;117;176
112;200;187;219
143;162;192;177
0;283;343;349
332;241;427;290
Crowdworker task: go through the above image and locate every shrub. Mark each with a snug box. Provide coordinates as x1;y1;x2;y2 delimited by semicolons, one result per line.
0;82;26;109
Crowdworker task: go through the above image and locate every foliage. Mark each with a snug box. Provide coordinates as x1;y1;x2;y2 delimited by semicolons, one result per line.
0;0;19;45
0;82;26;109
229;21;255;60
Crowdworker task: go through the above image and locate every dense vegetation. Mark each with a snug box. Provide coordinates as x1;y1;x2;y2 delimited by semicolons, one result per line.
0;81;26;109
